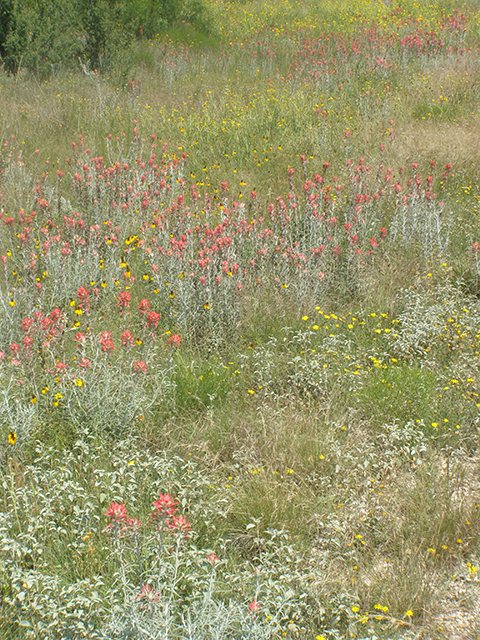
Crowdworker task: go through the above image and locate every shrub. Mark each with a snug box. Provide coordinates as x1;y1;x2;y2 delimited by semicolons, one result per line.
0;440;310;639
0;0;83;75
0;0;213;75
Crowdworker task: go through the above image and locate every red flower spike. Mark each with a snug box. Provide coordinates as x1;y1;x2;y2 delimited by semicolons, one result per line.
151;493;178;518
104;502;129;523
249;597;260;614
167;514;191;534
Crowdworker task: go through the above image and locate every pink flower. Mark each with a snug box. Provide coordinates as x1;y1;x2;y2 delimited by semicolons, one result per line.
104;502;129;527
133;360;148;374
118;291;131;309
74;332;86;346
103;502;135;535
136;584;160;611
137;584;160;601
138;299;151;314
206;552;219;565
50;309;62;322
152;493;178;516
167;514;191;535
78;357;92;368
249;597;260;615
168;334;181;348
151;493;178;526
125;517;142;534
146;310;161;328
21;317;33;333
77;286;90;310
99;331;115;353
121;330;134;347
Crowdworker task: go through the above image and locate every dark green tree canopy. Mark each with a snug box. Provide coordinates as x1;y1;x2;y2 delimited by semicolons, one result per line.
0;0;212;75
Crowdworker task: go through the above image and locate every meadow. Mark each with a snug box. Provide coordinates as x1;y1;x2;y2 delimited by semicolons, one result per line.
1;0;480;638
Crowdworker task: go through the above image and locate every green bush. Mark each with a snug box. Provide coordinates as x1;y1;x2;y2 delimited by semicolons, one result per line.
0;0;82;75
0;0;213;75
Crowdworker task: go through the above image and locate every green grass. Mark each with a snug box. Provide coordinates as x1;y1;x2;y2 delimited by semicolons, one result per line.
358;363;440;428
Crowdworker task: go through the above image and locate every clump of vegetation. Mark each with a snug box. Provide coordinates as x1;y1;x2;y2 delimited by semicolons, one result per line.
0;0;213;75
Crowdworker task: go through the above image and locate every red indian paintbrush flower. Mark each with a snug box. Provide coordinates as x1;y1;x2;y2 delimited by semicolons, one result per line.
167;514;191;534
152;493;178;517
103;502;129;533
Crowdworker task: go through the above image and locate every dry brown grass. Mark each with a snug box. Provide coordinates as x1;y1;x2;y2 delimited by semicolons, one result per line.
395;120;480;170
389;52;480;172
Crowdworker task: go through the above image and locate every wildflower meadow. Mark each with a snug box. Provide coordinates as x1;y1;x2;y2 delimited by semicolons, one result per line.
1;0;480;638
